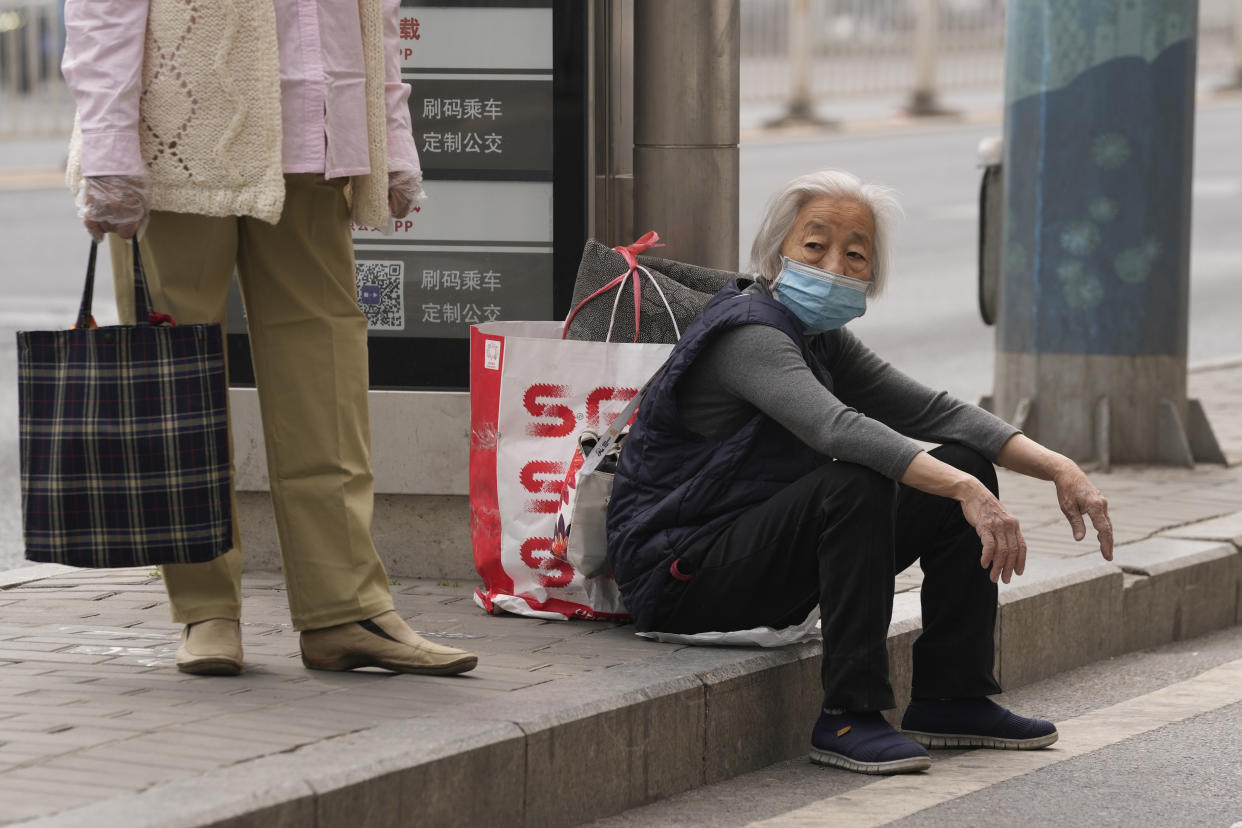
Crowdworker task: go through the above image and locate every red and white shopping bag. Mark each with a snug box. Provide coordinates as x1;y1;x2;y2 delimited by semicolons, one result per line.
469;321;671;620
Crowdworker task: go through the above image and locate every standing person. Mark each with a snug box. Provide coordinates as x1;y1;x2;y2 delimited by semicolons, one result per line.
606;170;1114;775
61;0;477;678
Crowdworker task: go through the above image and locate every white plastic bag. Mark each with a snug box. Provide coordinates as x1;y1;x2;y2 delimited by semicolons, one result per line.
637;607;821;647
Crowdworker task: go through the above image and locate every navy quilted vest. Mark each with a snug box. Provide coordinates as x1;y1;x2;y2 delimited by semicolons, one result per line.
606;279;831;629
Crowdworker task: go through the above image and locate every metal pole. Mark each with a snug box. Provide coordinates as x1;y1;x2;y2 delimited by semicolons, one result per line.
787;0;814;120
993;0;1222;466
590;0;636;247
907;0;944;115
1234;0;1242;84
765;0;832;128
633;0;739;270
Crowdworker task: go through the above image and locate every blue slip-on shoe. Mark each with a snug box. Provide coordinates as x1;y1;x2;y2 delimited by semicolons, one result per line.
809;710;931;774
901;697;1058;750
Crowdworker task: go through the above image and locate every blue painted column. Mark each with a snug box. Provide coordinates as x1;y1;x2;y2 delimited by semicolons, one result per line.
993;0;1220;465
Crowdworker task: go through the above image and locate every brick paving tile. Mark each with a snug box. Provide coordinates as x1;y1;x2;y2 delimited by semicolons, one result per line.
108;733;277;766
0;772;128;798
0;591;122;602
533;642;669;661
0;690;100;706
37;624;177;639
252;704;397;734
5;762;171;794
0;746;60;767
32;755;196;789
7;637;170;652
0;790;97;823
292;681;509;713
32;581;167;593
462;652;556;671
0;639;94;654
0;713;152;735
0;702;138;722
71;742;224;772
157;723;307;750
0;725;142;750
176;713;346;742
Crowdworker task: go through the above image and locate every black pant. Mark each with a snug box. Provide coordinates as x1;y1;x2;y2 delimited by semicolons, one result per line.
650;444;1002;711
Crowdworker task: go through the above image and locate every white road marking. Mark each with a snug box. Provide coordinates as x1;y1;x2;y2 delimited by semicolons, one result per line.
749;657;1242;827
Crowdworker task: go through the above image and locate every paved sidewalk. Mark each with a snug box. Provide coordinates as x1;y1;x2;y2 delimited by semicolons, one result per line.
1;363;1240;827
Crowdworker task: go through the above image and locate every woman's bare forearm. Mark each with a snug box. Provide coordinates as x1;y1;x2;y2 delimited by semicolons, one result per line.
899;450;989;503
994;433;1076;482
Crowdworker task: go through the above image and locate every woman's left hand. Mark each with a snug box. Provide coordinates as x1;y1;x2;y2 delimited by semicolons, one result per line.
388;169;425;220
1052;463;1113;560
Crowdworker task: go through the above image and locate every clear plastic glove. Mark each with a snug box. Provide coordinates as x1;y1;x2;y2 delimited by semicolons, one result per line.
387;169;426;220
77;175;151;241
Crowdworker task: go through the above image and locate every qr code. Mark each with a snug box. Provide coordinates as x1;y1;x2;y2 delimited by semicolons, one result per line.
355;260;404;330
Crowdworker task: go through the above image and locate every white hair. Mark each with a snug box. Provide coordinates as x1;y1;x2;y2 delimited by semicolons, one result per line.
748;169;903;297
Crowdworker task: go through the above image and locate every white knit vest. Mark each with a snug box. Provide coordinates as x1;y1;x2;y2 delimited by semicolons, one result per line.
67;0;390;228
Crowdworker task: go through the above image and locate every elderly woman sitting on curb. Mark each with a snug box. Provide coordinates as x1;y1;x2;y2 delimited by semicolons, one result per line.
605;170;1114;775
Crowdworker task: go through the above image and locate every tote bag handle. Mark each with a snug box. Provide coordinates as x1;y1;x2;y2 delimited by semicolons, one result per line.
76;240;164;330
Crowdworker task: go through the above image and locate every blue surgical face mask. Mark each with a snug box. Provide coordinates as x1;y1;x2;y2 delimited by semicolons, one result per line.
771;257;869;334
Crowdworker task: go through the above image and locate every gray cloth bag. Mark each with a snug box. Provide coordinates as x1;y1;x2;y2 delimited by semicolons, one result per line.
564;238;742;344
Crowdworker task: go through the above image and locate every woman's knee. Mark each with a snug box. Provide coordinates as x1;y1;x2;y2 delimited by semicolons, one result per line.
930;444;998;495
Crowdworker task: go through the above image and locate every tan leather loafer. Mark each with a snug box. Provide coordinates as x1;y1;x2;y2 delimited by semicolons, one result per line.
300;611;478;676
175;618;243;676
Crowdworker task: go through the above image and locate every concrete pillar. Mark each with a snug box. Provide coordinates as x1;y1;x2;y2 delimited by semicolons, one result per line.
993;0;1223;467
633;0;740;270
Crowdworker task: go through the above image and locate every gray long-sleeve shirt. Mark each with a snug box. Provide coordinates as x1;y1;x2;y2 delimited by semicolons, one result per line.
674;293;1019;481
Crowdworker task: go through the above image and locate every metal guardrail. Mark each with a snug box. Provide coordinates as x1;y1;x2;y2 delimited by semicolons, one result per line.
0;0;70;139
741;0;1241;115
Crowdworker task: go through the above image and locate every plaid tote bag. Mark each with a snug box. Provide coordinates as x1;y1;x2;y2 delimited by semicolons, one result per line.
17;241;232;567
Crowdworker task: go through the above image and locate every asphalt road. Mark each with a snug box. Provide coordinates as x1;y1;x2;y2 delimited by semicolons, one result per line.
1;98;1240;570
593;624;1242;828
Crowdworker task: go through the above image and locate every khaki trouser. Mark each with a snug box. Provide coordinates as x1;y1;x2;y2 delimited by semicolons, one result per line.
109;174;394;630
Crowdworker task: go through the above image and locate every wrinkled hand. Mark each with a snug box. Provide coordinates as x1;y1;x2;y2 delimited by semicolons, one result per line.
387;169;425;220
960;483;1026;584
77;175;150;241
1053;462;1113;560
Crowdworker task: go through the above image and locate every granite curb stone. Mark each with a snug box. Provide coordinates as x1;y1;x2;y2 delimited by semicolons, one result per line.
996;554;1125;689
1159;509;1242;625
1114;537;1239;652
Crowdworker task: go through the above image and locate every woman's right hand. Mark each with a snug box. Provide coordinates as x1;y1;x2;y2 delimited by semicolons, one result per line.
78;175;150;241
959;481;1027;584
